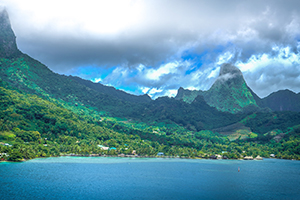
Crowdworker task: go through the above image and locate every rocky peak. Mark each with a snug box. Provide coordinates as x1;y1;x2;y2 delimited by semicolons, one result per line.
205;63;257;113
219;63;243;77
215;63;244;86
0;9;20;58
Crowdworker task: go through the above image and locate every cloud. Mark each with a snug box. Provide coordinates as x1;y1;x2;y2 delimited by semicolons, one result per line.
2;0;300;98
236;44;300;97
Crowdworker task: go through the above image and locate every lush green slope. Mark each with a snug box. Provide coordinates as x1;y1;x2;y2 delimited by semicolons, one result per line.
0;81;213;160
204;64;258;113
0;54;148;115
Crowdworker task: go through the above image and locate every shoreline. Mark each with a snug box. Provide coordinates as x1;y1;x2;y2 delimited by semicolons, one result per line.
2;153;299;163
0;154;275;163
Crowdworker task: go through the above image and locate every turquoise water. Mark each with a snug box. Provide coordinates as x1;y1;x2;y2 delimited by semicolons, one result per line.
1;157;300;200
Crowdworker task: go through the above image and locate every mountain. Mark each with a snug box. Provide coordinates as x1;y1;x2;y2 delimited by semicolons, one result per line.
175;64;300;113
175;64;259;113
0;9;20;58
0;9;150;117
204;63;258;113
261;89;300;112
175;87;203;103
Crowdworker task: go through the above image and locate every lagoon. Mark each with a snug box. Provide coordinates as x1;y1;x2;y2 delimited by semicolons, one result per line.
1;157;300;200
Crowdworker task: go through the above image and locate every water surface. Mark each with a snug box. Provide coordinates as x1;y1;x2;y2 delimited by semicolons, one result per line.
1;157;300;199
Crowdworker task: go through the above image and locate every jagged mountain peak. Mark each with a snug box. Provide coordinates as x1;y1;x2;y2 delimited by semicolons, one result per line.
0;9;10;25
205;63;258;113
175;63;259;113
214;63;244;86
0;9;20;58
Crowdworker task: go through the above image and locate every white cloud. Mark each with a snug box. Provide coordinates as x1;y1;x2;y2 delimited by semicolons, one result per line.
147;88;163;97
92;78;102;83
236;45;300;97
3;0;142;36
216;51;234;65
207;67;220;79
145;62;179;80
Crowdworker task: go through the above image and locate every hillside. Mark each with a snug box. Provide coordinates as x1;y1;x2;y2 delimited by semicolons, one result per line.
261;89;300;112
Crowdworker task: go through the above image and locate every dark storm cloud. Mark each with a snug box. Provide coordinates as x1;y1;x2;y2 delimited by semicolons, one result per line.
2;0;300;97
17;32;188;72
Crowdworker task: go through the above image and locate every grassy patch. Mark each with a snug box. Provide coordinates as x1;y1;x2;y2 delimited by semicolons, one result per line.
249;132;258;138
0;131;16;141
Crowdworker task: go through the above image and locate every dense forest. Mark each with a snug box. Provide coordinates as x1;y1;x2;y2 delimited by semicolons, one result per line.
1;79;300;162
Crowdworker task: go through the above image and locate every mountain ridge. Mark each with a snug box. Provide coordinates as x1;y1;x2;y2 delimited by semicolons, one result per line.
260;89;300;112
175;63;259;113
69;75;151;103
175;64;300;113
1;9;300;135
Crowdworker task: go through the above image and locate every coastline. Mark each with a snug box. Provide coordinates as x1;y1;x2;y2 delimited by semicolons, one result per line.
0;154;266;163
2;152;299;163
2;156;299;163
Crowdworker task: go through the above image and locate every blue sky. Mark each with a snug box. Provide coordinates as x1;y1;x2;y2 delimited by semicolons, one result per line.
2;0;300;98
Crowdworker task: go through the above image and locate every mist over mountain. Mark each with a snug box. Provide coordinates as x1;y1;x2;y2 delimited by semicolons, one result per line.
175;63;258;113
175;63;300;113
204;63;258;113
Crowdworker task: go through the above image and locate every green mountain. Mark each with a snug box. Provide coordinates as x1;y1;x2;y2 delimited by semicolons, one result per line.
260;89;300;112
175;63;259;113
175;64;300;113
204;63;258;113
175;87;203;103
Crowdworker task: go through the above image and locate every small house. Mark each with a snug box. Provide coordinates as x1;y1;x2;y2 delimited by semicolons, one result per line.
0;153;9;157
98;145;109;150
244;156;254;160
255;155;263;160
157;152;164;156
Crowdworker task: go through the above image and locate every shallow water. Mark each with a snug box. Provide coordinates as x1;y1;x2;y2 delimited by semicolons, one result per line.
1;157;300;200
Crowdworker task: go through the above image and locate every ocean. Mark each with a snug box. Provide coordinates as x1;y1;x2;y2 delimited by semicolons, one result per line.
1;157;300;199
